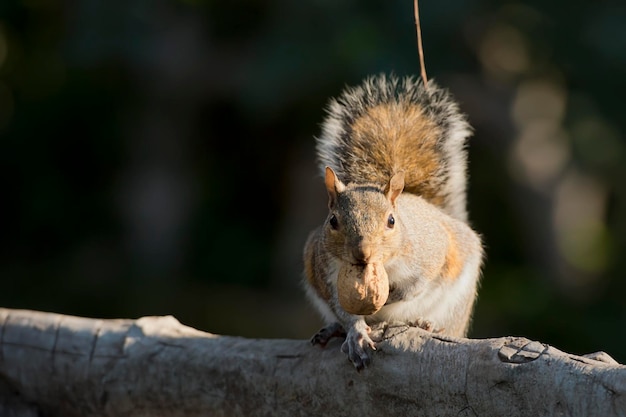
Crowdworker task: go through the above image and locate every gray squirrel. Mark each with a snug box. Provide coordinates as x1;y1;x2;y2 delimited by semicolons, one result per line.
303;74;483;369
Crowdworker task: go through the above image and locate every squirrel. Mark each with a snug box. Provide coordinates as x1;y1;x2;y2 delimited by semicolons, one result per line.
303;74;483;370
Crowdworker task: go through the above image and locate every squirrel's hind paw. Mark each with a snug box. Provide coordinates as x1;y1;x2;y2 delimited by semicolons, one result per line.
411;318;444;333
311;322;346;347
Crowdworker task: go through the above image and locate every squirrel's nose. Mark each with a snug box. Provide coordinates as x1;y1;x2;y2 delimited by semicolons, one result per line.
352;242;373;264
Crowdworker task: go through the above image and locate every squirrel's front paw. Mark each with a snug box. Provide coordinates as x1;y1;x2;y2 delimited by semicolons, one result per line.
341;324;376;370
311;322;346;347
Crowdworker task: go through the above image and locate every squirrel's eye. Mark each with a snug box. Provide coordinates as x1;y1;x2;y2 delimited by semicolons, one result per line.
329;214;339;230
387;213;395;229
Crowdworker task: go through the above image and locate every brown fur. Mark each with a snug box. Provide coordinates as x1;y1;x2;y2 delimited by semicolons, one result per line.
304;230;332;302
347;103;445;207
441;224;464;281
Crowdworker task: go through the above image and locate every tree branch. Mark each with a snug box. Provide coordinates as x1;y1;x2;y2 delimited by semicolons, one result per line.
1;308;624;417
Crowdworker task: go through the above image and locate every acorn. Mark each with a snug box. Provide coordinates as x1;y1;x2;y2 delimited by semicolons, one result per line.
337;262;389;315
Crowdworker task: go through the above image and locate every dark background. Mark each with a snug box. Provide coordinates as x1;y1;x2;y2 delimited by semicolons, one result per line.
2;0;625;361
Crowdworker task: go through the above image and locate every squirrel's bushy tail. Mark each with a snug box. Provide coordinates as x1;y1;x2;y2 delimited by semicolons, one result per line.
316;74;472;222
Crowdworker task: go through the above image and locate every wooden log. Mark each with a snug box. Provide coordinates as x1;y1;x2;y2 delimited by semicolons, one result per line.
1;308;624;417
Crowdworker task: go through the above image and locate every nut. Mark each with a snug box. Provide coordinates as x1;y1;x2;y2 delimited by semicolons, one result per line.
337;262;389;315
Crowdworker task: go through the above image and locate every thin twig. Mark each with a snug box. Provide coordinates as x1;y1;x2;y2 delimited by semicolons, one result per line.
414;0;428;89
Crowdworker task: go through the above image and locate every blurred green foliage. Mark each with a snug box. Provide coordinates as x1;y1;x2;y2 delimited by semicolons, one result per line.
1;0;626;361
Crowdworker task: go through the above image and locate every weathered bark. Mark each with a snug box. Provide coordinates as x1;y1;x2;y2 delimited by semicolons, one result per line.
0;308;624;417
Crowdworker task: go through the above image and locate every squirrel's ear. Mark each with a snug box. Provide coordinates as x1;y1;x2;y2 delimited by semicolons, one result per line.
387;171;405;205
325;166;345;207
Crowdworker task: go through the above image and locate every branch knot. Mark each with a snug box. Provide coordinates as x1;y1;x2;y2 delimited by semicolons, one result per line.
498;338;548;364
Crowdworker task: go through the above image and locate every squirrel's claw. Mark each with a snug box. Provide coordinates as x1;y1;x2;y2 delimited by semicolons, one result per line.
341;325;376;370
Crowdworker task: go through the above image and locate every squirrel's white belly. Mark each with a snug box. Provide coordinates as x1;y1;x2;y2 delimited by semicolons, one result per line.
367;252;481;331
368;282;449;325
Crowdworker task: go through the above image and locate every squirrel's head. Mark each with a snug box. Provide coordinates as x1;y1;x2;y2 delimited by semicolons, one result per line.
323;166;405;265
